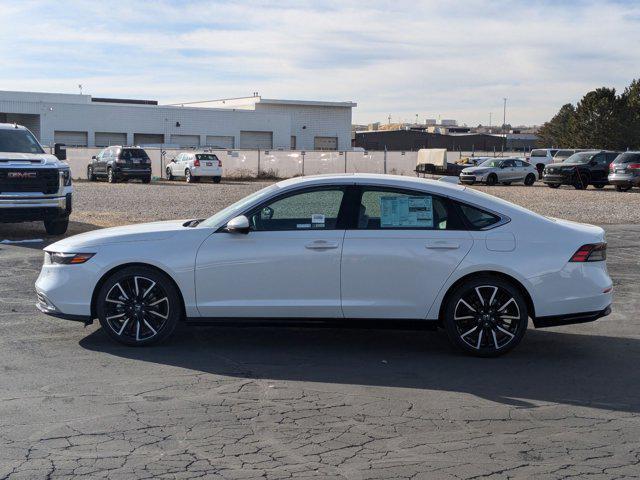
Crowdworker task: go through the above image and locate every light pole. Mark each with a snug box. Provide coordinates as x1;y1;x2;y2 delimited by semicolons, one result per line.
489;112;492;131
502;98;507;132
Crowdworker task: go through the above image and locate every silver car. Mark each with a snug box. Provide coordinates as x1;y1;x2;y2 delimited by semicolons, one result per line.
459;158;538;186
608;151;640;192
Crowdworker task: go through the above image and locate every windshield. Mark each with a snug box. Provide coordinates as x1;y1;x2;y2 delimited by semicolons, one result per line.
0;128;44;154
478;159;503;168
530;150;547;157
199;184;279;228
613;152;640;164
564;152;596;164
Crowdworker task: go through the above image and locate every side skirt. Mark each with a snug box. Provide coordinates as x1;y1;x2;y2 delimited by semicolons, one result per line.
184;317;439;331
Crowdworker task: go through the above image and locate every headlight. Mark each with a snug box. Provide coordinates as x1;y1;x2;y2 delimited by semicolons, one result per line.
61;168;72;186
48;252;95;264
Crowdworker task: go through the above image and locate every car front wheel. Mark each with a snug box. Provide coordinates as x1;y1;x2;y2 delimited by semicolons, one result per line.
443;276;528;357
96;267;181;346
486;173;498;186
524;173;536;186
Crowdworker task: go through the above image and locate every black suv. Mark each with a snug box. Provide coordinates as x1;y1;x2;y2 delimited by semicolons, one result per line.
542;150;619;189
87;146;151;183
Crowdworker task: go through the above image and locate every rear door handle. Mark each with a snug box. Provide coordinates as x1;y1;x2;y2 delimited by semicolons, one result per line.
305;240;339;250
426;241;460;250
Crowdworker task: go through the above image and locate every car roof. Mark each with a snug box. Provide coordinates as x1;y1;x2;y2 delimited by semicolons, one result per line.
0;123;28;131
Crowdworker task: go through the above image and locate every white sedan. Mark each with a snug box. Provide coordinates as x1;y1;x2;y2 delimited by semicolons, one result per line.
35;174;613;356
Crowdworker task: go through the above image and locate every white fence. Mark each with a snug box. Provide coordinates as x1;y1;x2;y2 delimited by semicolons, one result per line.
55;147;524;180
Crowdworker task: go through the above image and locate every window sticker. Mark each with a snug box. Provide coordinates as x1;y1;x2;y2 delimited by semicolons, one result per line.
311;213;325;224
380;196;433;228
296;223;311;229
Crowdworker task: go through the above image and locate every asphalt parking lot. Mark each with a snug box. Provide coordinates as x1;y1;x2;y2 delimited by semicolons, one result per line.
1;180;639;479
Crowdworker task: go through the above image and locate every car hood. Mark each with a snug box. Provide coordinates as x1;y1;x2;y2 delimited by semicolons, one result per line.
0;152;63;165
462;167;492;174
46;219;194;250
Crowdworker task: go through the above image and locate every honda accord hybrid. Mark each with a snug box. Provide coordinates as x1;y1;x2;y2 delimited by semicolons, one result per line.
35;174;613;356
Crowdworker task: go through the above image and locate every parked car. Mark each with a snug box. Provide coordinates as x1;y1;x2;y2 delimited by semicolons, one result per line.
542;150;619;189
87;146;151;183
553;149;584;163
528;148;559;177
166;152;222;183
35;174;612;357
0;123;72;235
607;151;640;192
459;158;538;186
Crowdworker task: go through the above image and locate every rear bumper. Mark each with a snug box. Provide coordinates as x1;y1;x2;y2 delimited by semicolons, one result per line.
191;168;222;177
533;305;611;328
608;173;640;186
113;167;151;178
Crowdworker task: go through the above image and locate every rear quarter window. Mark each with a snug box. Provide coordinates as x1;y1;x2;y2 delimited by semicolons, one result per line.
457;203;501;230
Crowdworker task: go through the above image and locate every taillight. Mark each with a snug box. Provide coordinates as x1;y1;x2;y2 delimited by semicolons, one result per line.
218;159;223;167
628;163;640;170
569;243;607;262
609;163;615;171
193;158;200;167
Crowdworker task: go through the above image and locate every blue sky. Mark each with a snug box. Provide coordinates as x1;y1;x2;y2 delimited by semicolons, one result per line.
1;0;639;125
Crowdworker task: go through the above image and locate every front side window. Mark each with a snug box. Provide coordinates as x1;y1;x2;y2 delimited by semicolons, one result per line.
502;159;516;167
0;129;44;154
249;188;345;231
357;189;455;230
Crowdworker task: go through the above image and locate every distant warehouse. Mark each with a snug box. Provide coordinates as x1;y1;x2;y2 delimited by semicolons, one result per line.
0;90;356;151
355;129;506;152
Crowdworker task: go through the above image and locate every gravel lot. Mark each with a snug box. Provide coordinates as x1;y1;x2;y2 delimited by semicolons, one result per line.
2;177;639;241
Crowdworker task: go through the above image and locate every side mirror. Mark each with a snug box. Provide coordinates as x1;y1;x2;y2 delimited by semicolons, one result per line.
226;215;250;234
54;143;67;161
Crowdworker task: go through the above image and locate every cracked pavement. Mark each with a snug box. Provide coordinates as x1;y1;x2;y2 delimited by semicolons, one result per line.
0;225;639;479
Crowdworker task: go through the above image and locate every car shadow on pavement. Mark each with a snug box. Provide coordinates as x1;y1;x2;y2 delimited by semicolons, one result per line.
0;220;100;248
79;323;640;414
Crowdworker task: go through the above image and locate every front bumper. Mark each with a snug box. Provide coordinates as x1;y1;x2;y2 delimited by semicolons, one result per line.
36;291;92;324
0;192;72;222
35;260;97;318
542;173;572;185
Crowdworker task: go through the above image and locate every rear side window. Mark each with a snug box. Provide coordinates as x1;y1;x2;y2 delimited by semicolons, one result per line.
613;153;640;164
357;188;460;230
457;203;501;230
121;149;149;160
530;150;547;157
196;154;219;161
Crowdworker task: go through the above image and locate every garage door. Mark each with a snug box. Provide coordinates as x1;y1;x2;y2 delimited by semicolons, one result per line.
240;131;273;149
95;132;126;147
54;131;88;147
134;133;164;146
205;135;235;149
314;136;338;151
170;134;200;148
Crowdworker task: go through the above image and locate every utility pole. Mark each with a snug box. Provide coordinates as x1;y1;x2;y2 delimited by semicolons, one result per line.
415;113;419;124
489;112;492;131
502;98;507;132
388;114;392;125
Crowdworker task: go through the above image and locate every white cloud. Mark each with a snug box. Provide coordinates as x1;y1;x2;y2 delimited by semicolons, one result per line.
0;0;639;125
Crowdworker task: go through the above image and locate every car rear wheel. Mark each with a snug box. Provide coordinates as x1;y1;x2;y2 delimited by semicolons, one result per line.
616;185;632;192
574;174;589;190
524;173;536;186
443;276;528;357
536;164;545;179
166;167;174;181
486;173;498;186
213;176;221;184
547;183;560;189
87;166;96;181
107;168;116;183
142;176;151;184
593;184;605;189
185;169;193;183
96;267;180;346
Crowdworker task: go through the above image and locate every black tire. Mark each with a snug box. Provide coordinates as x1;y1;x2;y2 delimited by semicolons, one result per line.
593;184;605;189
574;174;589;190
213;176;222;184
443;275;528;357
501;182;512;186
142;176;151;184
486;173;498;186
96;266;181;346
616;185;632;192
547;183;560;189
107;168;117;183
87;166;96;181
185;169;193;183
166;167;173;181
524;173;536;186
44;217;69;236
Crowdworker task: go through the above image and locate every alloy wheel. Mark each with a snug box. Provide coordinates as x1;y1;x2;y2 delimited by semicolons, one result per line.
103;275;169;342
452;285;521;352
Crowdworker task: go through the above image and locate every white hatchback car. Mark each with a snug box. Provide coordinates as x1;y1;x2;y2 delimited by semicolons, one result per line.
166;151;222;183
35;174;613;356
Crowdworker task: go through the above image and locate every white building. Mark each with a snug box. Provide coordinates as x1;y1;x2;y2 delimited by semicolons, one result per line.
0;91;356;151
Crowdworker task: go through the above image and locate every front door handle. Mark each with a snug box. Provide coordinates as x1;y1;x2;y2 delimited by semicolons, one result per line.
426;241;460;250
305;240;339;250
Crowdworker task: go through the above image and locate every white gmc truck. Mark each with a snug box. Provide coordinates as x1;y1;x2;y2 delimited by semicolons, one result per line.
0;123;72;235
